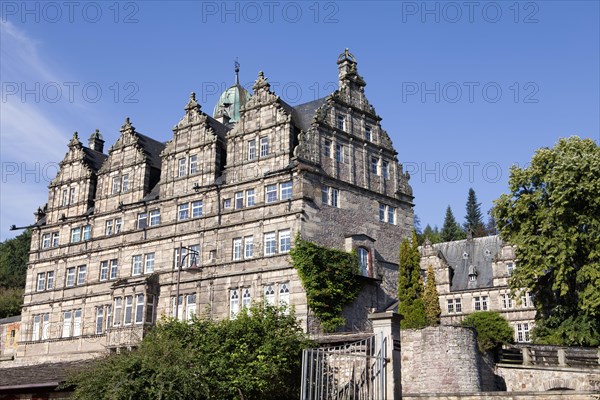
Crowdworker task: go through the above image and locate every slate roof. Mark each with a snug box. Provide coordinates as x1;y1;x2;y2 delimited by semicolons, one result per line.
82;147;108;171
135;132;166;169
206;114;230;139
0;315;21;325
292;97;328;131
142;181;161;202
0;360;95;392
430;235;504;292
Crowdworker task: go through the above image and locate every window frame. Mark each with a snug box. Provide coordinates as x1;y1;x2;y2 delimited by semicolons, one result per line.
132;255;143;276
233;238;242;261
121;174;129;192
178;158;186;177
358;247;370;277
259;136;269;157
76;265;87;285
189;154;198;174
137;212;148;229
36;272;46;292
280;181;293;201
65;267;76;287
264;232;276;256
279;230;291;253
70;227;81;243
149;210;161;226
244;236;254;259
248;139;256;160
178;203;190;221
265;184;278;203
235;191;244;209
192;200;203;218
246;189;255;207
144;253;155;274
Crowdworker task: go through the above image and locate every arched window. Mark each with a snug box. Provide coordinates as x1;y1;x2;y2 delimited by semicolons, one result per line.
358;247;370;277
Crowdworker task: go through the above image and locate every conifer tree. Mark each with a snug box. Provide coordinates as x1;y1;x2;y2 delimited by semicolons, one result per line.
423;265;441;326
464;188;486;237
398;231;426;329
440;206;465;242
422;224;441;244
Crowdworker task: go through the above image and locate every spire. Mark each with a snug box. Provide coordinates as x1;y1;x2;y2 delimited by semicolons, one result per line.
234;58;240;85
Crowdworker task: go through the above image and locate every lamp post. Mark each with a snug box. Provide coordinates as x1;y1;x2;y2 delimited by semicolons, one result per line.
175;242;200;321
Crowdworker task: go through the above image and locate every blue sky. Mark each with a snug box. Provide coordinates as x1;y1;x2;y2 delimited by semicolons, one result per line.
1;1;599;241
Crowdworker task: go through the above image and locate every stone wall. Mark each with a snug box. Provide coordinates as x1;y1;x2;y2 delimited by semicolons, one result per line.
403;391;599;400
401;326;482;394
497;364;600;392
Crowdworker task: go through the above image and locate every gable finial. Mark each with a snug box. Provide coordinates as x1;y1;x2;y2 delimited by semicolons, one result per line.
234;58;240;85
120;117;135;133
68;131;82;148
184;91;201;112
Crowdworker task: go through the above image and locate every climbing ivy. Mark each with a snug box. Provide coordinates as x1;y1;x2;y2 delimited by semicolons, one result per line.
290;236;364;332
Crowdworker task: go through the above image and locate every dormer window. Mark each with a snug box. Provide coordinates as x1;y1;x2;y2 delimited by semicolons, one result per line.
468;264;477;282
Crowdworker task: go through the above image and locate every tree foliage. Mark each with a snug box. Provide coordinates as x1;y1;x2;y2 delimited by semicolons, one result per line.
66;303;312;400
421;224;441;244
398;231;426;329
464;188;486;237
290;236;363;332
462;311;514;353
0;230;31;317
423;266;441;326
0;230;31;289
0;288;24;319
493;137;600;346
440;206;466;242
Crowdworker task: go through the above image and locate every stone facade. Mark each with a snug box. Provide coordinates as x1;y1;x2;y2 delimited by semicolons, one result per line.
420;235;536;342
15;49;414;364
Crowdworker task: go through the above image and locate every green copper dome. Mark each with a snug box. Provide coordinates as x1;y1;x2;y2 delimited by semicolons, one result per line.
213;62;251;124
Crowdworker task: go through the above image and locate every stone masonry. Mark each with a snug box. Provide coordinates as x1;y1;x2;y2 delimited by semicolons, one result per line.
13;49;414;365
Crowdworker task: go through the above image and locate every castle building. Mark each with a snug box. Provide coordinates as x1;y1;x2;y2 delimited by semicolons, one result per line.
16;49;414;364
420;234;536;343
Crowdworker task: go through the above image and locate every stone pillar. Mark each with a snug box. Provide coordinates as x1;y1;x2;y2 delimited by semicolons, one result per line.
369;311;402;400
522;347;532;366
557;348;567;366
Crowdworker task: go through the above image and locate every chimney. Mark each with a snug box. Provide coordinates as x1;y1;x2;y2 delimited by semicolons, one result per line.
88;129;105;153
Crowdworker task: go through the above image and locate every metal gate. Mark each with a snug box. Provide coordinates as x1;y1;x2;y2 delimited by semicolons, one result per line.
300;334;387;400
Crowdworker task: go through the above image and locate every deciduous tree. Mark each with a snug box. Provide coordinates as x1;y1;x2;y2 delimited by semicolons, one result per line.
493;137;600;346
67;303;312;400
